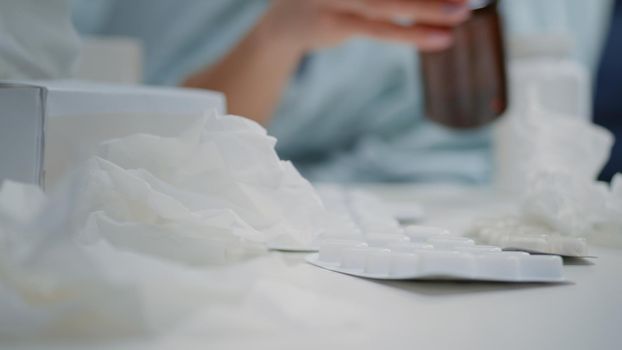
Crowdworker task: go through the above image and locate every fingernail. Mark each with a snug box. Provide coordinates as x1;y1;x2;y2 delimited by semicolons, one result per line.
443;3;467;14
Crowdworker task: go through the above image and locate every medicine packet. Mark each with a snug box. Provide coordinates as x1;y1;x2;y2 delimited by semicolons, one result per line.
307;225;564;282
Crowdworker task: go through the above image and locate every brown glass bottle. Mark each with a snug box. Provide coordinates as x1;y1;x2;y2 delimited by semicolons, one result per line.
420;0;507;129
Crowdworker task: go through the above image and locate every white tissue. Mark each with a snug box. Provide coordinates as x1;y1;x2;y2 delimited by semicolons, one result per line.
59;111;330;263
511;107;620;240
0;181;146;339
76;157;262;264
520;172;609;236
94;112;325;243
0;110;335;340
487;65;619;244
494;97;614;192
0;184;265;340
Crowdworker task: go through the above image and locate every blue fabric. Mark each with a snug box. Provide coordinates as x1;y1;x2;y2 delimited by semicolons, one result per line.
72;0;267;86
594;0;622;181
71;0;609;183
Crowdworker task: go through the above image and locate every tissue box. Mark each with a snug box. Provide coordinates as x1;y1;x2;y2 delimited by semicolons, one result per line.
0;81;225;188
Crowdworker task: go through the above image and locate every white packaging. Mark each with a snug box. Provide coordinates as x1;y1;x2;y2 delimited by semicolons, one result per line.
507;58;591;120
0;80;225;188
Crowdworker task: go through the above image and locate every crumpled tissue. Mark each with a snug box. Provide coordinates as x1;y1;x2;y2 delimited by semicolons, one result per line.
0;110;336;340
68;111;329;263
519;172;622;241
0;182;289;340
484;87;620;245
0;180;146;339
494;95;614;192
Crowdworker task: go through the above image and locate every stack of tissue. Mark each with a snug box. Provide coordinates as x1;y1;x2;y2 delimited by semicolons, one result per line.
0;110;333;339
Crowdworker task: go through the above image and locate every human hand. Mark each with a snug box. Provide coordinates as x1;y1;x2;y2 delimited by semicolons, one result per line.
261;0;471;54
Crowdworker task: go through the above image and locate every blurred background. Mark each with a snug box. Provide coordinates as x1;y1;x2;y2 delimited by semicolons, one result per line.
1;0;612;184
66;0;620;182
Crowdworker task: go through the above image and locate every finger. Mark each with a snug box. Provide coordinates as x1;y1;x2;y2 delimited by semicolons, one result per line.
334;13;455;51
335;0;471;26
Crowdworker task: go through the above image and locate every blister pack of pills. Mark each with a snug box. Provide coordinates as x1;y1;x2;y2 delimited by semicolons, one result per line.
268;185;422;251
306;226;565;282
468;218;591;258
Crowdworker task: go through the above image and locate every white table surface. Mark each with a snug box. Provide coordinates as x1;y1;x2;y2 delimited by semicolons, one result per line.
7;184;622;350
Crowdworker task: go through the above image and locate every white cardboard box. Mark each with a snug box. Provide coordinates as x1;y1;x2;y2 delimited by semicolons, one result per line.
0;80;225;188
